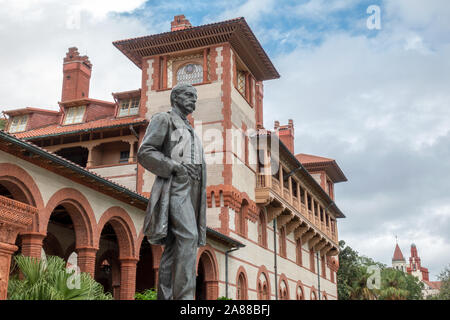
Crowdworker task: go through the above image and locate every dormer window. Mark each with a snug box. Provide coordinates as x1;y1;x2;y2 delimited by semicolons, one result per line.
118;98;139;117
9;115;28;133
64;106;85;125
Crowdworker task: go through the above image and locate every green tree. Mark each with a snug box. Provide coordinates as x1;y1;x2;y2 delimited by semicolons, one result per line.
436;264;450;300
0;118;6;130
338;240;423;300
8;255;112;300
135;288;157;300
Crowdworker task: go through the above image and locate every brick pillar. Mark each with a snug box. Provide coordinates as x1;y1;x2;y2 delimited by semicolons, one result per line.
119;257;138;300
205;280;219;300
153;267;159;289
0;242;18;300
20;232;46;259
76;246;97;277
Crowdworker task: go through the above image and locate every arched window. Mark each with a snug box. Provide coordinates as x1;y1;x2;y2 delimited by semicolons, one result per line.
236;272;248;300
279;227;286;258
279;280;289;300
258;210;267;247
176;63;203;85
311;290;317;300
257;271;270;300
237;200;248;237
296;238;303;265
296;285;304;300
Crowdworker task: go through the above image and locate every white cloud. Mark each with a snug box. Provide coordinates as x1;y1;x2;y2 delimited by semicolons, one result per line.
0;0;149;112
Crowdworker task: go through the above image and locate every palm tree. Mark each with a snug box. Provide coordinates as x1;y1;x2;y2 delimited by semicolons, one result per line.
379;269;409;300
8;255;112;300
347;266;377;300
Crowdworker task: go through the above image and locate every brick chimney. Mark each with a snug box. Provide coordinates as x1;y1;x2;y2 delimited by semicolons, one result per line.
61;47;92;102
275;119;295;154
171;15;192;32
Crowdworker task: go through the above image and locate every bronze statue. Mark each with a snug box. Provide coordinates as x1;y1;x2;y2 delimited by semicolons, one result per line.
137;83;206;300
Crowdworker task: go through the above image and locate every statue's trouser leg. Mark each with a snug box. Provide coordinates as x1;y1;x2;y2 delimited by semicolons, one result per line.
157;231;175;300
162;174;200;300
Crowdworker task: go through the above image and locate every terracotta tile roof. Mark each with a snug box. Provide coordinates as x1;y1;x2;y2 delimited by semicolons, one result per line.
113;17;279;81
12;116;148;140
3;107;60;116
393;243;405;261
296;153;334;164
295;153;347;183
423;280;442;290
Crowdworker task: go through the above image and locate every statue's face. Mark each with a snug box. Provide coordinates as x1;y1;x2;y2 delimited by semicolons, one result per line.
174;86;197;115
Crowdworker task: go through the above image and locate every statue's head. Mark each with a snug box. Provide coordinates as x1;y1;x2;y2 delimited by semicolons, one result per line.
170;83;198;116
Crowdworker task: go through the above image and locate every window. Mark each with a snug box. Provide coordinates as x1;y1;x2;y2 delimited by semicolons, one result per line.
237;70;246;95
296;286;304;300
296;239;303;266
176;63;203;85
64;106;85;124
118;98;139;117
237;273;247;300
279;227;287;258
9;115;28;133
119;151;130;164
258;210;267;247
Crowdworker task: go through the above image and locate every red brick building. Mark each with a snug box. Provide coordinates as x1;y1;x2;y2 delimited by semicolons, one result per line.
0;15;347;300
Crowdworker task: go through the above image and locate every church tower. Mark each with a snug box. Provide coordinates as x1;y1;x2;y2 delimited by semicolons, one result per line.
392;243;406;272
407;243;429;281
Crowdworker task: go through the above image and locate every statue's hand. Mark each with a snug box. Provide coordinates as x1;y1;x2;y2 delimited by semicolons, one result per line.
172;161;188;176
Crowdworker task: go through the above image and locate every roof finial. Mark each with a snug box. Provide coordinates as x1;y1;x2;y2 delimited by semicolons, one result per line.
395;235;398;244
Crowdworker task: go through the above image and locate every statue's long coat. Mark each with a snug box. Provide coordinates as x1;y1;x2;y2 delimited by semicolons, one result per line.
137;110;206;246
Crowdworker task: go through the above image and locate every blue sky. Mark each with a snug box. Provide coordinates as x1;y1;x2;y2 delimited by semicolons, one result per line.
0;0;449;281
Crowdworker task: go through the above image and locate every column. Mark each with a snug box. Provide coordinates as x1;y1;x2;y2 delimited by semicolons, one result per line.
76;246;98;277
86;146;94;168
119;257;138;300
0;243;18;300
0;195;34;300
205;280;219;300
20;232;46;259
128;141;136;163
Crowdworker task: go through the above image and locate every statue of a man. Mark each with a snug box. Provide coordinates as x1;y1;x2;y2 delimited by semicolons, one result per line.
137;83;206;300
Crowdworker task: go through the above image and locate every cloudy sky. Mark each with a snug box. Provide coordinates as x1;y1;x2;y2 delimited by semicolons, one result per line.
1;0;449;280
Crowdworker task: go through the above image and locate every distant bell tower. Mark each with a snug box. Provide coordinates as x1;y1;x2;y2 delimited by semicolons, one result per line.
408;243;429;281
392;242;406;272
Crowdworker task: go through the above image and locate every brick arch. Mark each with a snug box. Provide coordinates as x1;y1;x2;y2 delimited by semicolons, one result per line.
196;245;219;300
256;265;271;300
322;291;328;300
235;265;249;300
41;188;97;248
136;230;163;268
278;273;290;300
296;281;305;300
96;206;137;259
0;163;44;231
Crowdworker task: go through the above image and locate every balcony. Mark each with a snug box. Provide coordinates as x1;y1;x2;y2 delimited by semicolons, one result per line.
256;173;338;243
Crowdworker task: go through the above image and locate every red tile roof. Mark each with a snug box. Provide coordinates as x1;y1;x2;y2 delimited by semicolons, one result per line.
393;243;405;261
12;116;147;139
296;153;334;164
3;107;60;116
295;153;347;183
113;17;279;81
423;280;442;290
